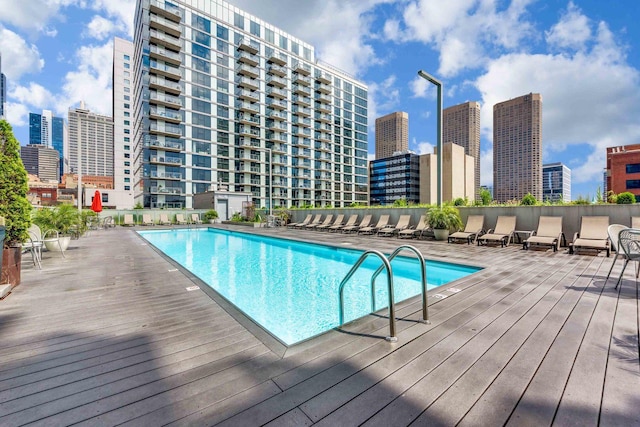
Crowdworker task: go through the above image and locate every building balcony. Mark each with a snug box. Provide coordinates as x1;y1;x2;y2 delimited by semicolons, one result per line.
149;186;183;195
316;172;332;180
150;155;183;166
149;44;181;65
237;136;260;148
236;63;259;79
150;13;181;37
267;109;287;121
267;131;287;143
149;29;181;50
316;132;332;142
149;107;182;123
315;112;332;123
292;116;311;127
149;0;182;22
149;170;182;180
235;50;259;67
236;101;260;114
149;75;181;94
269;142;287;153
295;127;312;138
149;91;182;108
315;71;332;84
293;106;311;117
266;86;287;99
149;60;181;79
293;61;312;75
267;64;287;77
237;125;260;138
315;82;331;94
294;148;311;158
317;162;332;172
145;135;183;152
267;121;287;132
237;37;260;54
236;76;259;91
267;98;287;110
316;122;332;132
293;84;311;96
267;51;287;66
317;152;332;161
266;75;287;88
316;102;331;113
293;74;311;86
272;167;288;176
235;88;259;102
149;121;182;137
272;154;287;165
292;136;311;147
292;95;311;107
316;92;332;104
236;112;260;126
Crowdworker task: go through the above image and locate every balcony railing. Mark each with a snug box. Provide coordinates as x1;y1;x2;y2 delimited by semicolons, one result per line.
150;170;183;179
237;37;260;54
149;60;182;78
149;91;182;106
149;0;182;20
293;61;312;75
150;156;183;165
149;75;181;92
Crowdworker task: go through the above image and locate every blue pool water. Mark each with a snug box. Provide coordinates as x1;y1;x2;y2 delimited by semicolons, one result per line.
138;228;481;345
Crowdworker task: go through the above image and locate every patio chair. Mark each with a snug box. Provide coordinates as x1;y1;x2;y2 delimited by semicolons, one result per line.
605;224;629;282
329;214;357;232
191;213;202;224
571;216;610;257
358;215;390;235
523;216;564;252
42;229;66;258
102;216;114;228
632;217;640;229
448;215;485;244
307;214;332;229
175;214;188;225
22;224;43;269
378;215;412;237
300;214;322;228
398;215;429;239
316;214;343;231
158;213;171;225
342;214;372;234
141;214;155;226
122;214;136;226
612;228;640;289
478;216;516;247
288;214;312;228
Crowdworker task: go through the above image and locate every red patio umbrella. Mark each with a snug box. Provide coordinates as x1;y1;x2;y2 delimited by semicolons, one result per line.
91;190;103;213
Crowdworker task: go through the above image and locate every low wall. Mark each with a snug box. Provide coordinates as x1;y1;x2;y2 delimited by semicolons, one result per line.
289;205;640;244
98;209;212;224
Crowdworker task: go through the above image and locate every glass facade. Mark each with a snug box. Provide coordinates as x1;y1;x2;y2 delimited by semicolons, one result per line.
542;162;571;203
369;153;420;205
133;0;368;209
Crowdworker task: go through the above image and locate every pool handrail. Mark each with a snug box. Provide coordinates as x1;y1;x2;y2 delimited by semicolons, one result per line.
370;245;430;324
338;250;397;342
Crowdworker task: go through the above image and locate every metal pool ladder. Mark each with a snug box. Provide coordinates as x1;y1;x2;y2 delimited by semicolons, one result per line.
338;245;429;342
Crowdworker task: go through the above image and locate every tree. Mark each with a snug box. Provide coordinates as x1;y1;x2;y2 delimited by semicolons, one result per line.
0;120;31;246
520;193;537;206
479;188;492;205
616;192;635;204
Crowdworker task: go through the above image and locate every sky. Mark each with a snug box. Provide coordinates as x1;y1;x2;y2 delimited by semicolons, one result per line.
1;0;640;200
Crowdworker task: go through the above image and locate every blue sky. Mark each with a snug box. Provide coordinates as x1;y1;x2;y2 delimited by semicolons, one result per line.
1;0;639;200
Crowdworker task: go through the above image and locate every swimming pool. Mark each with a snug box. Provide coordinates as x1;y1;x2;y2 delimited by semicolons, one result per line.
138;228;481;345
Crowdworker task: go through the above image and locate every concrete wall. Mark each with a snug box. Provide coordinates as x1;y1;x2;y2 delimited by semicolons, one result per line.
289;204;640;243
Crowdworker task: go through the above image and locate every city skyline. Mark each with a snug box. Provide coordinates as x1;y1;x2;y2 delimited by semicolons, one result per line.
1;0;640;200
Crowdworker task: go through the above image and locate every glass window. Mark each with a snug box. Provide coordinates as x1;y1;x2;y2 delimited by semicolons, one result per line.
192;99;211;114
192;85;211;100
234;12;244;29
291;41;299;55
193;30;211;47
216;66;229;79
216;79;228;92
217;53;228;65
124;120;130;125
124;169;130;175
124;177;130;183
217;118;229;130
626;179;640;189
279;35;287;49
192;57;210;73
192;126;211;140
124;145;130;150
218;105;229;118
124;153;130;158
192;155;212;168
124;129;130;134
124;79;130;85
124;185;131;191
124;103;130;108
124;71;130;77
265;28;274;44
216;24;228;40
193;169;212;181
194;141;211;154
303;47;311;60
124;63;130;69
124;137;130;142
250;21;260;37
124;161;130;167
124;112;130;117
216;39;228;53
217;92;229;105
124;87;130;93
124;95;130;101
192;44;210;60
626;164;640;174
192;112;211;127
124;54;130;60
192;15;211;33
192;70;211;87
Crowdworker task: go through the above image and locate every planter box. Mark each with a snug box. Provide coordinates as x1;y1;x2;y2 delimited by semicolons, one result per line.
1;246;22;288
221;221;265;228
44;236;71;252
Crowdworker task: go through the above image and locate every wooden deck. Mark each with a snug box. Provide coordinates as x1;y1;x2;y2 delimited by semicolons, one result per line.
0;225;638;426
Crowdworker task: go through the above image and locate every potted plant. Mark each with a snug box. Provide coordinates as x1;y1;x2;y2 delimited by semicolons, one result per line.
32;204;80;252
0;120;32;287
427;205;463;241
203;209;219;224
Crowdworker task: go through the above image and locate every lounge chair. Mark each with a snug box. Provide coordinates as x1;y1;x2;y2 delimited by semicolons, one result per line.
571;216;610;257
378;215;412;237
308;214;333;229
523;216;564;251
398;215;429;239
330;214;357;232
302;214;323;228
158;213;171;225
448;215;484;244
611;228;640;289
287;214;312;228
142;214;155;226
175;214;188;225
191;213;202;224
605;224;629;281
632;217;640;229
122;214;136;226
478;216;516;247
358;215;390;235
22;224;43;269
317;214;343;231
343;214;372;234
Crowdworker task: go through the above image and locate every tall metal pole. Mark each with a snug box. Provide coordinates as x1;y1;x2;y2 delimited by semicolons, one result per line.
268;148;272;216
77;115;82;213
417;70;443;207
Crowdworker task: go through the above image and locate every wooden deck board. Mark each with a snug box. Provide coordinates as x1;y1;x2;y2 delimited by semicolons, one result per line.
0;225;636;426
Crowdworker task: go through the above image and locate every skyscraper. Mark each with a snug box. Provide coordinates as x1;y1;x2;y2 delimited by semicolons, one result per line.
375;111;408;160
542;162;571;203
67;104;114;177
28;110;66;180
133;0;369;209
112;37;135;208
493;93;542;202
443;101;480;197
0;53;6;119
369;152;420;205
20;144;60;182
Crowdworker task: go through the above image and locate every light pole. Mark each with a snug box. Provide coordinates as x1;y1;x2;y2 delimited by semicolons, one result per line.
418;70;443;207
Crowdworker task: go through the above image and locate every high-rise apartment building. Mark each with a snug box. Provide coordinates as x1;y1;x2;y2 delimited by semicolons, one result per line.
369;152;420;205
420;142;475;204
375;111;408;160
67;104;114;177
443;101;480;197
112;37;135;208
542;162;571;203
28;110;66;180
493;93;542;202
0;53;6;119
606;144;640;202
133;0;369;209
20;144;61;182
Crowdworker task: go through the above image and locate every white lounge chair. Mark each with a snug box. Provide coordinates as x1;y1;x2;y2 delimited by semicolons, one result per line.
478;216;516;247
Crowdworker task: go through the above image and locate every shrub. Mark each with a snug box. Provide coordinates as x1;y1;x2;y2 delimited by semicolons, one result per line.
393;198;408;207
479;189;492;205
133;202;144;209
203;210;218;222
427;205;463;231
520;193;538;206
616;192;635;204
231;212;243;222
32;204;80;235
453;197;467;207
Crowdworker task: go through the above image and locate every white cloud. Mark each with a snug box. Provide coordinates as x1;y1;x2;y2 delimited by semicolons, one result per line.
0;27;45;79
84;15;116;40
409;75;435;99
85;0;135;37
10;82;55;108
545;2;591;51
367;75;401;127
4;102;30;127
479;149;493;186
0;0;76;34
414;139;434;155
